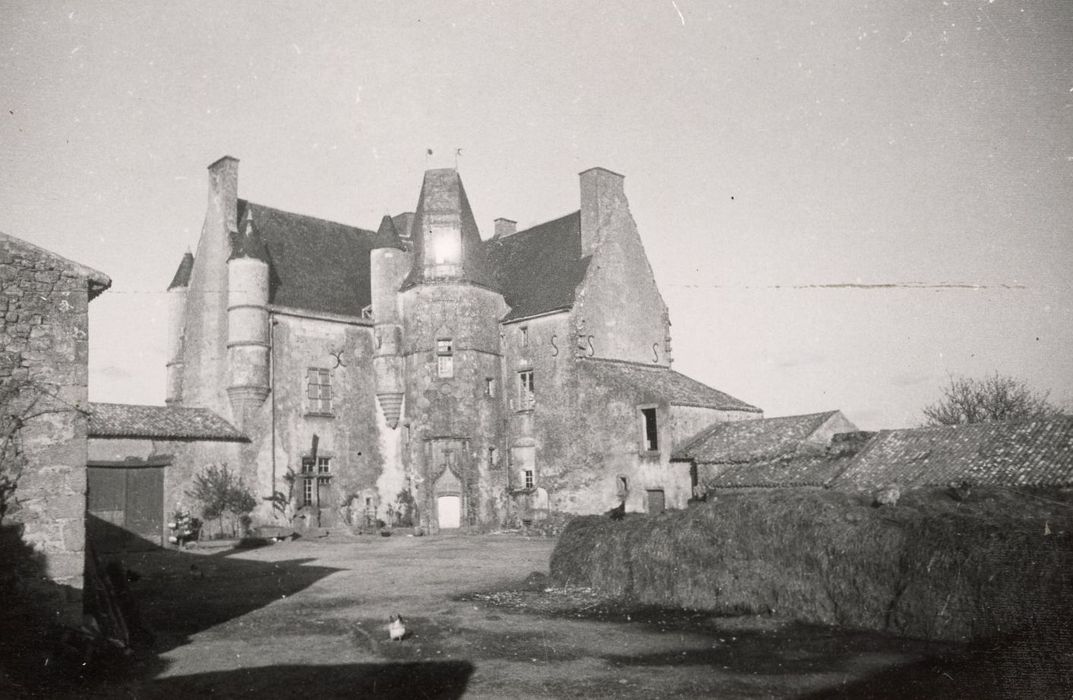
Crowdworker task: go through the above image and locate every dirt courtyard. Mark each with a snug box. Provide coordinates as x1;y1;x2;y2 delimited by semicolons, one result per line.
82;533;990;699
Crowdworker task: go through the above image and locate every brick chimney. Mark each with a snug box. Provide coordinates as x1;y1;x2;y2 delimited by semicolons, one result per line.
579;167;625;256
494;218;517;238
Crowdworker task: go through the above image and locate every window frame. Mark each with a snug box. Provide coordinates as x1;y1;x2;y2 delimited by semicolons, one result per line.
517;370;535;411
524;469;534;489
436;338;454;378
306;367;333;415
639;406;660;453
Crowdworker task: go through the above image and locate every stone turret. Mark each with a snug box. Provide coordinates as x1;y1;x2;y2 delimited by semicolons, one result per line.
226;208;270;427
164;251;193;405
400;169;507;531
370;215;412;429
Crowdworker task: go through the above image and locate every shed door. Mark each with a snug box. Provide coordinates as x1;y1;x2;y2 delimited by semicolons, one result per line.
87;465;164;552
437;495;461;529
646;489;666;515
125;467;164;545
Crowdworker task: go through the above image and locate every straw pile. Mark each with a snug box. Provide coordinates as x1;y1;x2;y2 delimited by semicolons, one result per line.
550;489;1073;641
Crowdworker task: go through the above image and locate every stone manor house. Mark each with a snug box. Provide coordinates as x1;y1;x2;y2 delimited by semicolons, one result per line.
163;157;762;532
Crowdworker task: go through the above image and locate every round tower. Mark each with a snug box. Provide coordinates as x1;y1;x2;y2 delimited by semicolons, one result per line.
399;169;506;531
165;251;194;405
370;215;412;429
226;208;270;428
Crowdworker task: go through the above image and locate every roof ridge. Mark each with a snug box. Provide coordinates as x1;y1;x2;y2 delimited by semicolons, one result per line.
501;211;581;240
239;199;375;236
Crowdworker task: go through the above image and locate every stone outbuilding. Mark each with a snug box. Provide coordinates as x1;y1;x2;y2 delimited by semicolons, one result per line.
87;402;247;551
162;157;762;532
0;230;110;624
673;410;860;493
828;415;1073;492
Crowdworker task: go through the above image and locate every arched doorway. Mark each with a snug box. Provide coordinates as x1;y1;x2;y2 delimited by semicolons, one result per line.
436;495;461;529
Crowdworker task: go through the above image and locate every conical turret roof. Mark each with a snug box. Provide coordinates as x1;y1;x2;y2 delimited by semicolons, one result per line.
167;251;195;290
229;208;269;262
371;214;405;250
402;168;497;290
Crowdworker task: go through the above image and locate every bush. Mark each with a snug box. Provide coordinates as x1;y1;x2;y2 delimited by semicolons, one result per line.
186;464;258;539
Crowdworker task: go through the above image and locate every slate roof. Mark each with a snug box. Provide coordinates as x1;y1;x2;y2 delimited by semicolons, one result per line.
829;416;1073;489
486;212;591;322
88;402;247;442
237;200;377;317
167;251;194;290
674;411;842;463
579;358;761;412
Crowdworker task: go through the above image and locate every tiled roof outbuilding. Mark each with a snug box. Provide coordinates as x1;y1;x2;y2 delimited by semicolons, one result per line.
88;403;247;442
829;415;1073;490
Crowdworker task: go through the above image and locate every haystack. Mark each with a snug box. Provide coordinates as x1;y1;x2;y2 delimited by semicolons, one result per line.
550;489;1073;642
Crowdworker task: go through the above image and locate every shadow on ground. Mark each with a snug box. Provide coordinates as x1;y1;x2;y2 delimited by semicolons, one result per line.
135;661;473;699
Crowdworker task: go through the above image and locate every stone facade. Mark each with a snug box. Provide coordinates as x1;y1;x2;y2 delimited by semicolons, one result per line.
0;231;109;623
164;159;761;533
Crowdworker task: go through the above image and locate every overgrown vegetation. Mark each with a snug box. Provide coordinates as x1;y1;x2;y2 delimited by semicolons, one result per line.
923;372;1065;425
186;464;258;539
551;489;1073;644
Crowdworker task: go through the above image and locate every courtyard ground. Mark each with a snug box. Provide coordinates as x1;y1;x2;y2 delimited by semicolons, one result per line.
58;533;1010;698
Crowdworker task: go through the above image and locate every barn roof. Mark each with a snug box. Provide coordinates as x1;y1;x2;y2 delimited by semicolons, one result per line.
579;357;761;413
674;411;844;464
88;403;247;442
829;415;1073;490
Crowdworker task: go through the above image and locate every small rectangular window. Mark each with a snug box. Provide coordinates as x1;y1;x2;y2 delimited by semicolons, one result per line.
317;456;331;474
307;368;332;414
436;338;454;378
641;407;659;451
518;370;535;410
520;326;529;347
524;469;534;489
485;377;496;397
488;446;499;469
303;477;314;507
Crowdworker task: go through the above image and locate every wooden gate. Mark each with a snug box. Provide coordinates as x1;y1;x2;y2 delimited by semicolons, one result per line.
87;459;166;552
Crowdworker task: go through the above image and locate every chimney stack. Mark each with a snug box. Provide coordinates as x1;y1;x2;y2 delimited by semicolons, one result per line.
494;218;517;238
579;167;625;255
207;156;240;234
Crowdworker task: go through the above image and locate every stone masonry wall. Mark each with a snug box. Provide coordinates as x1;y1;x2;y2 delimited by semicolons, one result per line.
0;235;92;624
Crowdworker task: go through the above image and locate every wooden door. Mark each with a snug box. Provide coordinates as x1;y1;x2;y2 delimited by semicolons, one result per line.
646;489;665;515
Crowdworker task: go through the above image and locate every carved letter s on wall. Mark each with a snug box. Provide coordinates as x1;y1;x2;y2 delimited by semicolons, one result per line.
550;334;558;357
587;335;595;357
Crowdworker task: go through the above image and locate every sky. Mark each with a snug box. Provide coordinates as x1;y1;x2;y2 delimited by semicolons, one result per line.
1;0;1070;430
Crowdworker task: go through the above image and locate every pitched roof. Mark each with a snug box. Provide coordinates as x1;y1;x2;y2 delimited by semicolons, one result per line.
167;251;194;290
701;431;874;488
674;411;843;463
579;357;761;412
88;402;247;442
829;416;1073;489
237;200;376;317
371;215;405;250
486;212;591;322
0;230;112;300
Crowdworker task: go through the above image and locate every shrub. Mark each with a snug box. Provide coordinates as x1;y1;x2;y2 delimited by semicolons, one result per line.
186;464;258;539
